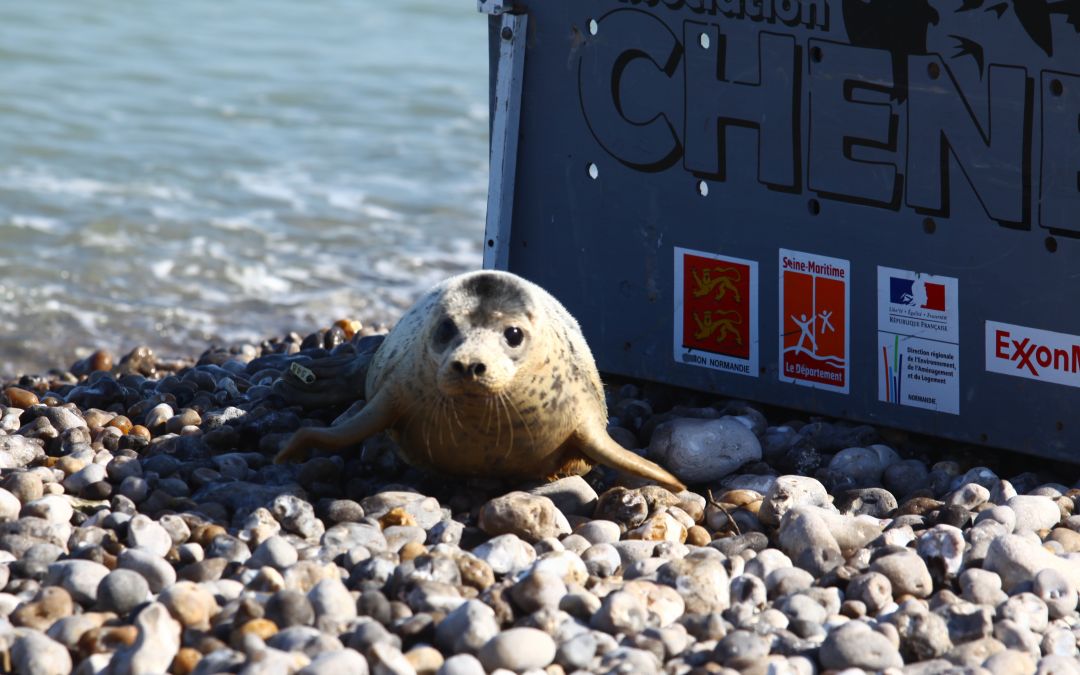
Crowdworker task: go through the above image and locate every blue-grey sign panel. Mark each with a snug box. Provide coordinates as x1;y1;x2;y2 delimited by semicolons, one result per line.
490;0;1080;460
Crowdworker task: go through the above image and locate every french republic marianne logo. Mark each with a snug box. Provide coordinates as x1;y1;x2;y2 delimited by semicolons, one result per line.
779;249;850;393
681;253;751;359
889;277;946;311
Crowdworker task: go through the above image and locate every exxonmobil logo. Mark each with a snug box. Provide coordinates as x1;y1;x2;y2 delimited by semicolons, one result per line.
986;321;1080;388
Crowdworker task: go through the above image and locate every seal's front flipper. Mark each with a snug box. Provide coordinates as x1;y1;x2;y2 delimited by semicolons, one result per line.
275;390;397;464
573;421;686;492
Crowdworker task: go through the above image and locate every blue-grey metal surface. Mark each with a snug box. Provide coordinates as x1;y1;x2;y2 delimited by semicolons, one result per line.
485;0;1080;460
481;7;528;270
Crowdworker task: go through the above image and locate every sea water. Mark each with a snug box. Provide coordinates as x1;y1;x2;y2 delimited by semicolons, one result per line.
0;0;489;375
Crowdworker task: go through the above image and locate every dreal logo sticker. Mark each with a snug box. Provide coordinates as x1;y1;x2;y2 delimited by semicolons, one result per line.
674;247;758;377
877;267;960;415
779;249;849;393
986;321;1080;388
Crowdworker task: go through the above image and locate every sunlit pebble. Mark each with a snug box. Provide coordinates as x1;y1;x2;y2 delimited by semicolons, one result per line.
3;386;38;409
108;416;134;434
129;425;151;441
333;318;362;340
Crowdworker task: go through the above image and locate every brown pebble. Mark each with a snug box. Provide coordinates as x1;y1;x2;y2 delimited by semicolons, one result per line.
334;319;362;339
717;489;761;507
686;525;711;547
129;425;151;441
190;523;227;547
236;618;277;641
78;625;138;656
166;408;202;435
896;497;943;517
108;415;133;434
3;386;38;408
1055;496;1074;519
379;507;417;529
11;587;74;631
399;541;427;562
89;349;113;372
171;647;201;675
83;409;115;430
405;645;444;675
3;472;43;504
1047;527;1080;553
458;555;495;592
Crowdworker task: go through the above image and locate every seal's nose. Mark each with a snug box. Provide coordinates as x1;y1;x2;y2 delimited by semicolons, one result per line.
451;360;486;379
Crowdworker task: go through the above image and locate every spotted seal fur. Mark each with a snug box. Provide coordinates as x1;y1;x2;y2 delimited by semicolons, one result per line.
275;270;684;490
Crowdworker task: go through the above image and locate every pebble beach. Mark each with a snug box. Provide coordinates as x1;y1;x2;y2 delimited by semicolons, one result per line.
0;324;1078;675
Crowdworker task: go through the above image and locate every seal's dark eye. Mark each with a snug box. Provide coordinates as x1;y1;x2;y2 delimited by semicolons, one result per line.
434;318;458;345
504;326;524;347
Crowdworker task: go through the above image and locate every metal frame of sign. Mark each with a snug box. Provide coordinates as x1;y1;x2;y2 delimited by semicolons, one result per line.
479;0;1080;461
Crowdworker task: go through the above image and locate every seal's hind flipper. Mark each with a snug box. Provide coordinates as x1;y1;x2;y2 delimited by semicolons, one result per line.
275;390;398;464
573;421;686;492
272;337;384;409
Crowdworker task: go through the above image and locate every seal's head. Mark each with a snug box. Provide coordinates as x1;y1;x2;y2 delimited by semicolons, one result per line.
428;271;540;397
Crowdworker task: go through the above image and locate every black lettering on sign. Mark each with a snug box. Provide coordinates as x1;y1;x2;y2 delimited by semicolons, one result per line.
906;58;1032;228
807;40;900;208
574;4;1080;230
1040;71;1080;234
683;25;800;190
579;10;684;172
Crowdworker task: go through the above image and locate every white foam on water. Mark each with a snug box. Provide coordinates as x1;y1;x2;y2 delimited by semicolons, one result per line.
229;169;309;211
223;262;293;296
1;168;190;202
149;260;175;280
209;210;274;232
7;214;65;233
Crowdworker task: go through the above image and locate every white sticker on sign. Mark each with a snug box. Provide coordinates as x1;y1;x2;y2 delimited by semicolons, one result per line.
876;267;960;415
986;321;1080;388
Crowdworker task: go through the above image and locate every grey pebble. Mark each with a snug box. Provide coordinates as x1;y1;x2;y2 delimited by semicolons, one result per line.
819;620;903;670
11;630;72;675
478;627;557;672
525;475;598;518
435;600;499;654
270;626;346;657
97;568;150;616
126;514;173;556
437;654;486;675
44;559;110;606
118;548;176;593
471;533;536;575
265;589;315;628
249;535;298;570
270;494;325;541
648;417;762;484
298;649;369;675
592;590;647;635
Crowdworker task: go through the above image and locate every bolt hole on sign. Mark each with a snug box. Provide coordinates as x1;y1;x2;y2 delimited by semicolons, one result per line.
779;249;849;393
674;247;759;377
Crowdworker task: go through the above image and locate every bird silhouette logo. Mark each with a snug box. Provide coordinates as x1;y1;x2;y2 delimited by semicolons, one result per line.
841;0;941;100
950;0;1080;70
